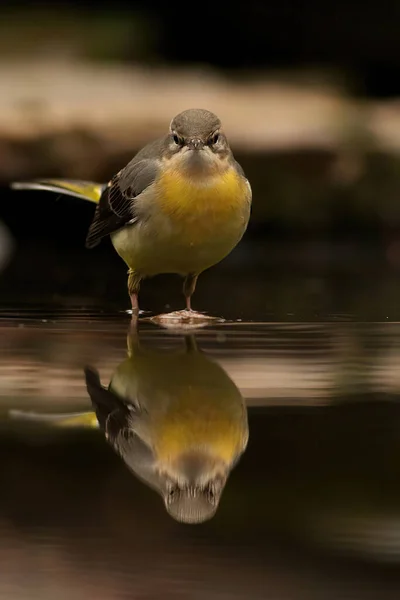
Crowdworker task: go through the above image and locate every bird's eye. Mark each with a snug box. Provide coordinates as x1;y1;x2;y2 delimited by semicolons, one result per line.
206;486;216;504
210;133;220;145
167;486;178;503
173;134;183;145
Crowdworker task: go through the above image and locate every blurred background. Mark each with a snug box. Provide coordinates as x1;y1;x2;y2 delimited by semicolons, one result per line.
1;0;400;315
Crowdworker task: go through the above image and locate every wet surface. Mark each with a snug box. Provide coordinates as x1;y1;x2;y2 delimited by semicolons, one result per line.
2;304;400;597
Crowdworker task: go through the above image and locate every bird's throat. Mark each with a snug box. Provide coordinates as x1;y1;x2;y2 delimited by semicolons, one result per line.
157;166;247;221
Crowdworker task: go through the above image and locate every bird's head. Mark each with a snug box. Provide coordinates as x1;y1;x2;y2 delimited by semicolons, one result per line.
165;108;231;176
160;450;229;524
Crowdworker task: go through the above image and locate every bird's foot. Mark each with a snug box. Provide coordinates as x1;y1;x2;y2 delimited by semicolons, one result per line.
148;309;224;330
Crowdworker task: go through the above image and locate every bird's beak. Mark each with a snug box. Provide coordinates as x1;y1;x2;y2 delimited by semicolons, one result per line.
187;138;204;150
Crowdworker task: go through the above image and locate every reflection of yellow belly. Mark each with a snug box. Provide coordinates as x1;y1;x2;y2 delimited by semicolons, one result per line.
111;167;250;275
154;400;245;465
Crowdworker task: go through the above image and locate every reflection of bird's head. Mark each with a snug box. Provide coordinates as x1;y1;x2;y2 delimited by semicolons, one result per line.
84;329;248;525
161;451;228;524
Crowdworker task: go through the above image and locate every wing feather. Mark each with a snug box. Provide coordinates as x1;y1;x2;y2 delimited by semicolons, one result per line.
85;155;160;248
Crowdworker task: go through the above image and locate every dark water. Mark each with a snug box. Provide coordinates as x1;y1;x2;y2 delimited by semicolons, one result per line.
2;305;400;598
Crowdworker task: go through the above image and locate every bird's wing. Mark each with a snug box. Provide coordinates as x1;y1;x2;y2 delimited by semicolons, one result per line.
84;366;163;491
84;366;143;440
85;155;160;249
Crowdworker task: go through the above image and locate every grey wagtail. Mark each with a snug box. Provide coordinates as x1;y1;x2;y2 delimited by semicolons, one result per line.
85;327;249;523
9;325;249;524
12;108;252;315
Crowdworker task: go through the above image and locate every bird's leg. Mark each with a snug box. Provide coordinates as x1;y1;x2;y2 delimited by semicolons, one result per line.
127;318;140;356
127;269;141;316
184;334;199;353
183;274;198;312
130;293;139;313
129;309;139;331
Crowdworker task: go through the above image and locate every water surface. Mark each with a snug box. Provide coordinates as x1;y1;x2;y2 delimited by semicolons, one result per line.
1;308;400;598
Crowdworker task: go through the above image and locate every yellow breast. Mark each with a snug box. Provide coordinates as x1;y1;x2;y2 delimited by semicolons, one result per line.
156;167;249;241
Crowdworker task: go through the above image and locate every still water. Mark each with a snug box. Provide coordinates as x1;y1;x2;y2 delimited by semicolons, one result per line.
2;306;400;599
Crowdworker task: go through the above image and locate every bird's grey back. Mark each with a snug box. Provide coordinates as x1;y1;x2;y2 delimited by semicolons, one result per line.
132;136;171;162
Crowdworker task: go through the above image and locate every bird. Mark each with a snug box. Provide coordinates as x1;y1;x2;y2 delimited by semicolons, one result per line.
11;108;252;316
7;323;249;523
84;323;249;524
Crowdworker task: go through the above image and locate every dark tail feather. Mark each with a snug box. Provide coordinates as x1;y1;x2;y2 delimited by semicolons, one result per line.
84;366;133;437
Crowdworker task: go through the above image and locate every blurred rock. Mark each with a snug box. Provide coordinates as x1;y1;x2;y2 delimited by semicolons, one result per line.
0;59;400;182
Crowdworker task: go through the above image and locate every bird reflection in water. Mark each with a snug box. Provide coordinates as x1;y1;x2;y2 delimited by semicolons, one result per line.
9;324;248;524
85;324;249;524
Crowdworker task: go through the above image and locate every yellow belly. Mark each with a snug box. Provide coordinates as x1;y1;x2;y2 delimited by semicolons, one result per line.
110;351;248;466
157;168;249;241
111;167;250;276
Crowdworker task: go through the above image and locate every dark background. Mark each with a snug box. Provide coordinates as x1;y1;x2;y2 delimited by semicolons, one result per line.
4;0;400;97
1;0;400;312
